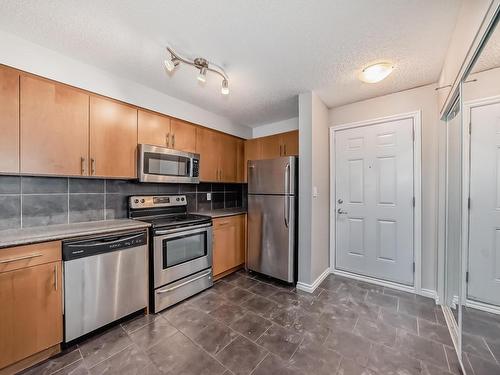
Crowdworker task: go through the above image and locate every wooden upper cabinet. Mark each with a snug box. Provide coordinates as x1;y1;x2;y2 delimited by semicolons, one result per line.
170;119;197;153
236;139;245;183
0;66;20;174
20;76;89;176
260;134;282;159
195;127;219;182
90;96;137;178
219;134;238;183
281;130;298;156
195;127;242;182
138;109;170;148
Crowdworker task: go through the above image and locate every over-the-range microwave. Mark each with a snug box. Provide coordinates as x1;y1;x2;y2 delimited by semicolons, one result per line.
138;144;200;184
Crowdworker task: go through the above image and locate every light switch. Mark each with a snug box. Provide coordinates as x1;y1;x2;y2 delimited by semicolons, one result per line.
207;193;212;201
312;186;318;198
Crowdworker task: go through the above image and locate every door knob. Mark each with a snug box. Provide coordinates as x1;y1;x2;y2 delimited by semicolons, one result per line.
338;199;343;204
337;208;348;215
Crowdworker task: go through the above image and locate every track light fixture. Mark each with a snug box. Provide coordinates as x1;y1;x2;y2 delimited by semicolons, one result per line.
164;47;229;95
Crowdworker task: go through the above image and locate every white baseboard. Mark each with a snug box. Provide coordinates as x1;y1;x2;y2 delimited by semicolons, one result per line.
332;269;438;303
421;288;438;303
466;299;500;315
296;268;330;293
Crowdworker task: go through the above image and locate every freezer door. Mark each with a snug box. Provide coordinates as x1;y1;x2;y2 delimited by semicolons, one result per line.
248;156;296;195
247;194;295;282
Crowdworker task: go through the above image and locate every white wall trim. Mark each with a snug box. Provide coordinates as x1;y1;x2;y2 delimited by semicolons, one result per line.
329;111;423;295
296;267;330;293
461;95;500;307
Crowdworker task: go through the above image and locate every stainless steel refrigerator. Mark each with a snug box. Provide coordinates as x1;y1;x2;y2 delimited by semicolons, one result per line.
247;156;297;283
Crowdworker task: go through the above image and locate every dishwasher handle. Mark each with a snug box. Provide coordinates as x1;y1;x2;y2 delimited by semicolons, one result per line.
63;231;147;261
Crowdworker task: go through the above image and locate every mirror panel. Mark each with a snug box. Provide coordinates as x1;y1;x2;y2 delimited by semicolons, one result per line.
460;16;500;374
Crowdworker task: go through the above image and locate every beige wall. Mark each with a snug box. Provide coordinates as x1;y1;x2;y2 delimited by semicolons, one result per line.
298;92;330;286
329;84;439;292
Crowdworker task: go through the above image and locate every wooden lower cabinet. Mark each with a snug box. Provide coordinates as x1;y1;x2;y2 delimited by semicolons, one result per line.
0;242;62;372
213;214;246;278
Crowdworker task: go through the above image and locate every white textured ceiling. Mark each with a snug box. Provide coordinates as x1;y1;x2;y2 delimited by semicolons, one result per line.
0;0;461;127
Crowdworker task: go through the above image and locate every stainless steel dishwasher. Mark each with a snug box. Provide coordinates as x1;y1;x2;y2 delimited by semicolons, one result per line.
63;230;148;343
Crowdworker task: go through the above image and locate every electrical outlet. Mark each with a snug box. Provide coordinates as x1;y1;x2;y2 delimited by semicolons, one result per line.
207;193;211;201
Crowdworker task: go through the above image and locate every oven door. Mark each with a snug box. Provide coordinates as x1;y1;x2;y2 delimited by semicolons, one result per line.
138;144;200;184
153;223;212;288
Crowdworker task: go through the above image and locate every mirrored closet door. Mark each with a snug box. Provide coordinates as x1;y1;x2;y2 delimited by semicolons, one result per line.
459;15;500;374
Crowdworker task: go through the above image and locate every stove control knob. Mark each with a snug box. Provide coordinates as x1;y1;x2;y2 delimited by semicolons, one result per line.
134;199;139;204
181;197;185;201
176;197;180;201
140;199;145;203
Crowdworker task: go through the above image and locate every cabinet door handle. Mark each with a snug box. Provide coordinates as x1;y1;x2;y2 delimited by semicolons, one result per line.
0;252;43;264
81;157;86;175
166;133;170;147
279;145;282;156
54;264;58;291
91;158;96;175
172;134;176;148
284;144;287;156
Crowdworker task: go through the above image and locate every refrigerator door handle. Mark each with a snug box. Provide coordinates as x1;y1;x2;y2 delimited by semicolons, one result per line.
284;163;290;228
284;163;290;195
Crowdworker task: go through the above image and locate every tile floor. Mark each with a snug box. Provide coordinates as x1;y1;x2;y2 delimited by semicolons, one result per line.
460;306;500;374
22;271;463;375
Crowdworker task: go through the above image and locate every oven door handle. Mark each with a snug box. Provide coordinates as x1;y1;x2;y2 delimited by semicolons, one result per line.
154;223;212;236
156;270;212;294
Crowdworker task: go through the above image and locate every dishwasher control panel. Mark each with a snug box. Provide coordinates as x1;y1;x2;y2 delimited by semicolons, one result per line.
63;231;147;261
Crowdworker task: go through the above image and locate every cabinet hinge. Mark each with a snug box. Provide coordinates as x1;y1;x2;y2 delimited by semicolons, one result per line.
413;262;416;273
466;271;469;283
468;197;471;210
469;122;472;135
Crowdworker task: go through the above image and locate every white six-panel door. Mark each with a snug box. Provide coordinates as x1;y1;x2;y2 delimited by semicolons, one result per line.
468;101;500;306
335;118;414;285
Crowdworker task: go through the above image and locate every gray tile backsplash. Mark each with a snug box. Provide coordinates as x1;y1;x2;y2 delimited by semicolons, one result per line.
0;176;246;230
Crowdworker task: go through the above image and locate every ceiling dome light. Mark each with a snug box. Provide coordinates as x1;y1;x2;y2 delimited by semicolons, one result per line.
221;79;229;95
197;67;207;83
359;62;394;83
164;56;179;72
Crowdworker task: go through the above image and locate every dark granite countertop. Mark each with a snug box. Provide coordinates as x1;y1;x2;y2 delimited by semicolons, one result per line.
0;219;150;249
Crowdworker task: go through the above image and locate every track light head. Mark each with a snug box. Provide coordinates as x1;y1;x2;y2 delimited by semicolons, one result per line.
164;55;179;72
221;79;229;95
197;66;207;83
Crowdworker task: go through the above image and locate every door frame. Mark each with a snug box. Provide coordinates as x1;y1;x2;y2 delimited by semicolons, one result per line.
461;95;500;314
329;111;423;295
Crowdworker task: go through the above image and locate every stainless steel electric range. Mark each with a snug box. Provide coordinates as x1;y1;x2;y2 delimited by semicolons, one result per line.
128;195;213;313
